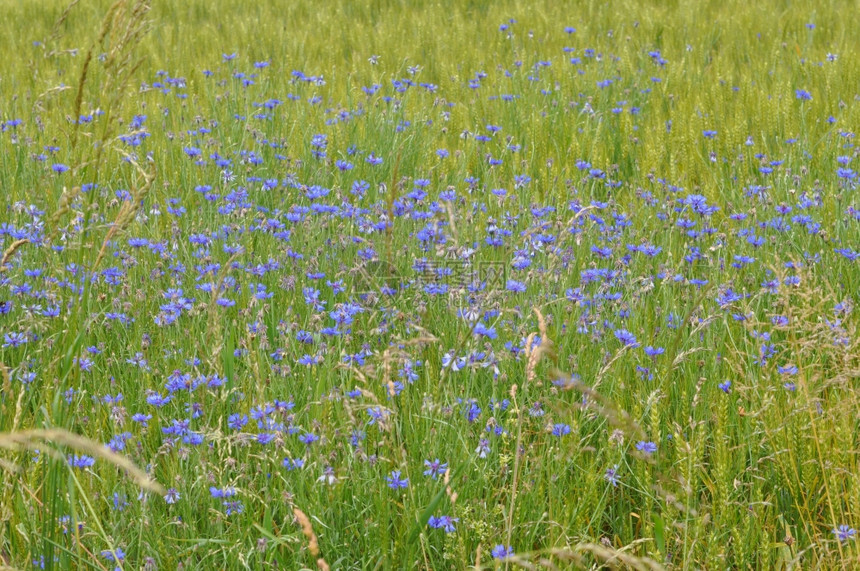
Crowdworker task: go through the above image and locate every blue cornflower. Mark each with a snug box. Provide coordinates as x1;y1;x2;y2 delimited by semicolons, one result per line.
68;455;95;469
833;525;856;542
644;346;664;357
835;248;860;261
423;459;448;479
3;332;28;348
100;548;125;562
298;354;317;366
513;174;531;188
349;430;365;448
428;515;459;532
223;500;244;515
614;329;640;348
227;413;248;431
464;401;482;423
795;89;812;101
635;441;657;455
283;458;305;471
256;432;276;445
209;486;236;498
551;423;571;437
778;364;798;375
604;464;620;487
386;470;409;489
367;407;389;425
474;322;498;339
491;545;514;559
110;493;126;511
298;433;319;446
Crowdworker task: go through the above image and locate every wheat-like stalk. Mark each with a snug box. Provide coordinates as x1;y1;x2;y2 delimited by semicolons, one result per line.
0;428;164;495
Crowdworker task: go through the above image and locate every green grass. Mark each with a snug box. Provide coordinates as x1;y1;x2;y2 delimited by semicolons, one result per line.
1;0;859;569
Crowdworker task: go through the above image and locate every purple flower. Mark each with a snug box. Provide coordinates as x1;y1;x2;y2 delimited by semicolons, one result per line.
256;432;276;445
614;329;640;348
491;545;514;559
465;402;482;423
298;432;319;446
228;413;248;431
209;487;236;498
644;346;664;357
551;423;571;437
317;466;338;485
283;458;305;471
3;332;28;348
428;515;459;533
367;407;390;425
223;500;244;515
100;548;125;562
635;441;657;455
182;432;204;446
604;465;620;487
833;525;857;542
68;455;95;469
386;470;409;489
423;459;448;480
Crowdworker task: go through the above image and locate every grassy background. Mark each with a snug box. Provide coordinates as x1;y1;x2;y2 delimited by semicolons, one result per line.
0;0;859;569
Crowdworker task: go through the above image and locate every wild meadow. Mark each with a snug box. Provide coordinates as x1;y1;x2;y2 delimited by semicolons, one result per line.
0;0;859;568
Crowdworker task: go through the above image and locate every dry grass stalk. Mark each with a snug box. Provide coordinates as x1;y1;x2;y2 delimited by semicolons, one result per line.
0;240;28;272
91;157;154;271
293;507;330;570
0;428;164;495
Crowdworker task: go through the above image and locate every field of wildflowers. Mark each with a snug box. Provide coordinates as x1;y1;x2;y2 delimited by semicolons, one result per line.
1;0;859;568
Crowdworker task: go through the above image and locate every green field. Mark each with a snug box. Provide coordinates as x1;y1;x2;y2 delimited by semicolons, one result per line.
1;0;859;568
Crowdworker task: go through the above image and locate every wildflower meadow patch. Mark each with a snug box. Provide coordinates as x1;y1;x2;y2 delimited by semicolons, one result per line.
1;0;859;568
